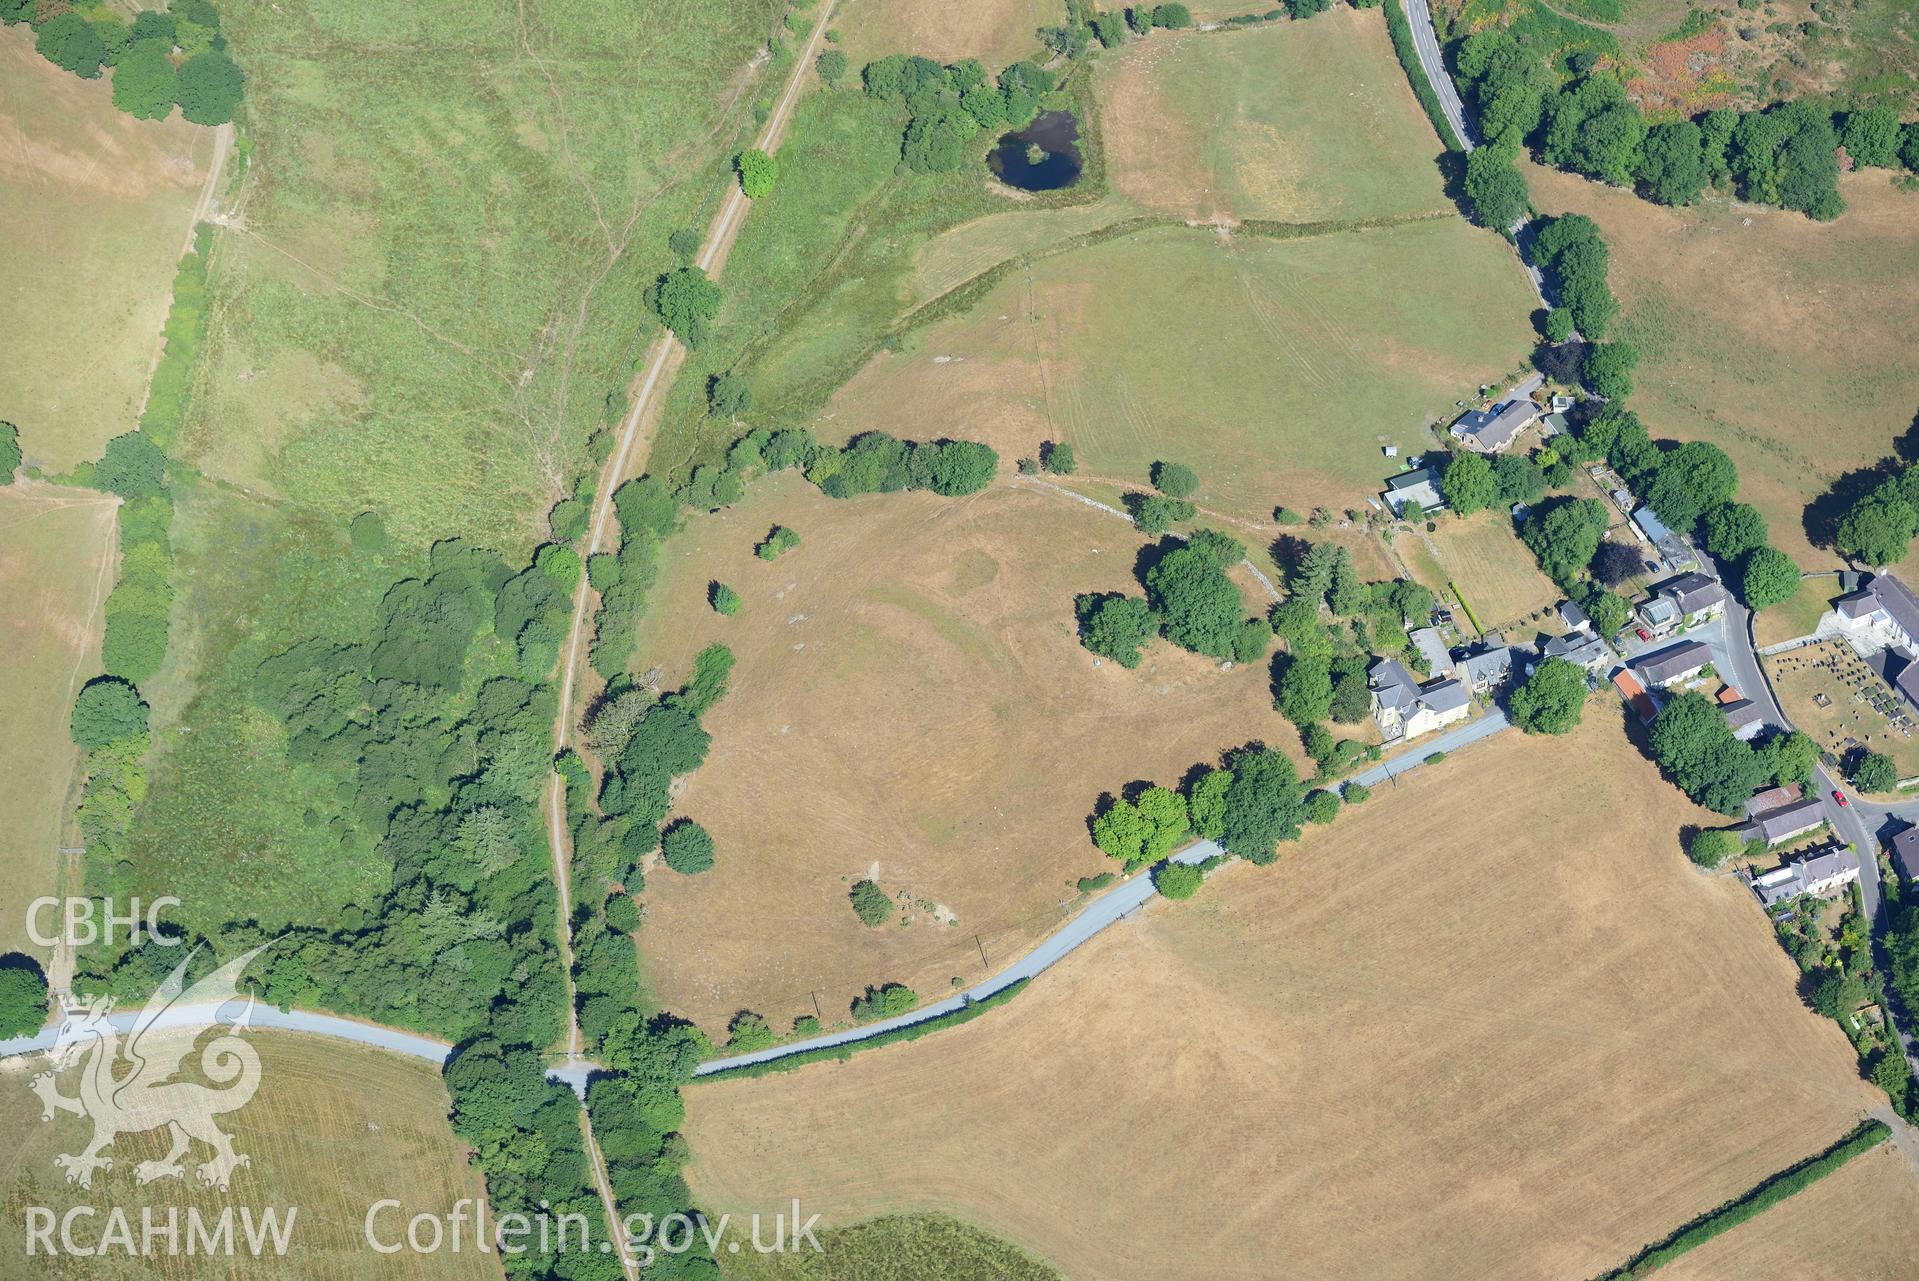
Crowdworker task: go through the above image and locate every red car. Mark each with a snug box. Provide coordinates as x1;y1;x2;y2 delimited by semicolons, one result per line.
1832;790;1850;808
1635;628;1652;642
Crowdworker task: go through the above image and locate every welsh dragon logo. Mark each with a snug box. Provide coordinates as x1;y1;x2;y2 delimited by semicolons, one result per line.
31;943;272;1191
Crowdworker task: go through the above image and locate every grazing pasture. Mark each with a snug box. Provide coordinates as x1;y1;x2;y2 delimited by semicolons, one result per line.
0;1035;496;1281
683;719;1878;1281
825;221;1538;527
0;29;215;472
1099;11;1453;223
629;474;1295;1035
828;0;1058;68
0;484;118;960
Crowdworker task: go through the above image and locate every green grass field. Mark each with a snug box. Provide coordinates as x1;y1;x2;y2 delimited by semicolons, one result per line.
0;485;118;959
182;0;784;554
828;219;1538;525
0;30;217;473
109;0;790;937
1098;12;1455;224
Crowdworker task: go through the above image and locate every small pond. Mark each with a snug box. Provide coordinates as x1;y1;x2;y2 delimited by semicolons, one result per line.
988;111;1082;192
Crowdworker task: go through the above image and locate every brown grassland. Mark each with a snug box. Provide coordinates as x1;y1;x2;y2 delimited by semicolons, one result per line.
1656;1142;1919;1281
0;1034;495;1281
1411;510;1562;633
1523;163;1919;576
0;30;215;472
828;0;1057;70
630;474;1297;1035
1099;13;1453;224
681;717;1880;1280
0;483;118;960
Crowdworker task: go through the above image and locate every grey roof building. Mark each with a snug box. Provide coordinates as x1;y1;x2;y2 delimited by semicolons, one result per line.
1543;629;1612;672
1384;469;1446;516
1409;627;1453;678
1370;659;1421;716
1720;697;1764;740
1635;639;1712;687
1736;796;1829;847
1420;678;1469;715
1450;399;1541;453
1655;571;1727;619
1459;645;1515;692
1633;506;1698;572
1890;827;1919;883
1557;600;1592;633
1831;573;1919;653
1750;844;1859;909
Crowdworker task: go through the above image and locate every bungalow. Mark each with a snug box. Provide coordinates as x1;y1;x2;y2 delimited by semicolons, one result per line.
1632;506;1698;574
1543;629;1612;675
1613;669;1659;724
1450;398;1541;454
1459;644;1515;693
1654;572;1726;627
1824;572;1919;654
1384;468;1446;518
1749;844;1859;909
1736;796;1828;848
1635;639;1712;689
1889;826;1919;883
1369;660;1471;743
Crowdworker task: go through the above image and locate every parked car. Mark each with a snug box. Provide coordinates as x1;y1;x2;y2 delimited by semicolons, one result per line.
1635;628;1652;642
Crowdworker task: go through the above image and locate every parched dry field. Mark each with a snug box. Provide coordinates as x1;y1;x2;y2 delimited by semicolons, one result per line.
0;483;118;960
681;717;1880;1280
1417;510;1561;632
1656;1143;1919;1281
0;29;215;473
829;0;1058;69
827;221;1538;528
1523;164;1919;575
629;474;1294;1036
1100;12;1453;224
0;1033;495;1281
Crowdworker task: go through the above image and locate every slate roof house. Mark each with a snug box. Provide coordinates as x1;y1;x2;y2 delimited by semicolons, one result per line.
1654;572;1727;626
1637;595;1682;637
1890;827;1919;883
1720;697;1764;740
1824;572;1919;654
1633;506;1698;573
1459;644;1515;693
1542;629;1612;675
1369;659;1470;743
1736;796;1828;848
1750;844;1859;909
1635;639;1712;688
1384;468;1446;517
1450;399;1541;454
1557;599;1592;634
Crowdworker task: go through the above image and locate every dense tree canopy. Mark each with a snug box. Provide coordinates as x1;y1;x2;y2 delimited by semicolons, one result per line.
736;148;778;198
174;50;245;126
71;677;149;748
1646;441;1737;533
1510;657;1586;734
1442;452;1498;515
0;955;49;1038
1144;536;1248;660
1218;747;1306;865
1741;546;1801;610
1520;497;1609;587
1647;691;1773;814
652;266;722;347
36;13;106;78
1076;592;1157;667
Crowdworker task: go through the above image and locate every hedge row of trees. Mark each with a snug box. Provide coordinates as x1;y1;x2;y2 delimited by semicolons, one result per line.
1455;31;1906;224
4;0;244;125
861;54;1058;174
58;231;217;884
1041;0;1196;62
